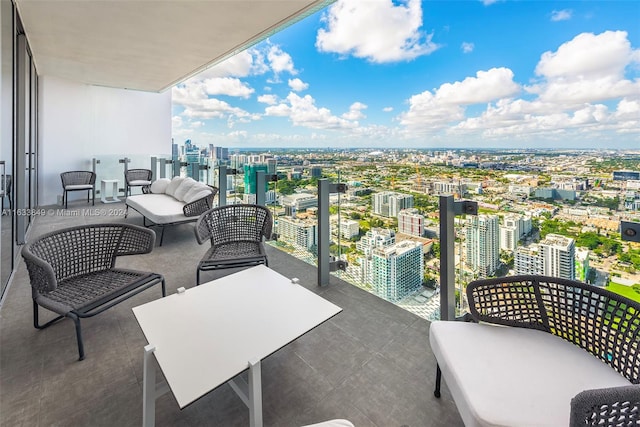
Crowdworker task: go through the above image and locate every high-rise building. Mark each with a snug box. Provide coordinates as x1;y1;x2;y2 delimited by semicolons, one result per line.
372;192;414;217
466;215;500;277
266;158;277;174
310;166;322;178
398;208;424;237
243;163;269;195
356;228;395;256
515;234;576;280
500;214;532;252
515;244;543;276
540;234;575;280
209;145;229;161
500;225;518;252
277;217;317;250
337;219;359;239
575;247;590;282
369;241;423;302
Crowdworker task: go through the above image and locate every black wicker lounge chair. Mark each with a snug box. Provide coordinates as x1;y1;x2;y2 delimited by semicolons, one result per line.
21;223;166;360
125;168;152;196
194;204;273;285
431;275;640;426
60;171;96;209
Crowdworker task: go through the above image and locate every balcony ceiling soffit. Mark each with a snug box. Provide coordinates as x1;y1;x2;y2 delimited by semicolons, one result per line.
15;0;329;92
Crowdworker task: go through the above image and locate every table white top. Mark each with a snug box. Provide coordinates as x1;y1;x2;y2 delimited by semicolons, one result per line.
101;179;118;183
132;265;342;408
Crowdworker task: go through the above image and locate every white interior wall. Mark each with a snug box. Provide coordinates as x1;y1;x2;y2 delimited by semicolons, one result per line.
38;75;172;206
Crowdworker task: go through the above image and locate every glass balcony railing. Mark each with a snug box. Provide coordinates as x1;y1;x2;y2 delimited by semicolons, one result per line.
226;164;451;322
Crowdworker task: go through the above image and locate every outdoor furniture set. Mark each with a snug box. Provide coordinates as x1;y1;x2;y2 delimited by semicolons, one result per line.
431;275;640;426
125;176;218;245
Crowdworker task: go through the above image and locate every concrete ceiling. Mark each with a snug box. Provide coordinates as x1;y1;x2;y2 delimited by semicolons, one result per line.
15;0;332;92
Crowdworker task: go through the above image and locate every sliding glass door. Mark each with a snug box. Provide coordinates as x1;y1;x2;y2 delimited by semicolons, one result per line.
0;3;38;299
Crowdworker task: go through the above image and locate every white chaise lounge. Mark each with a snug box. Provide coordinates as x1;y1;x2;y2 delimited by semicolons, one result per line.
125;177;218;245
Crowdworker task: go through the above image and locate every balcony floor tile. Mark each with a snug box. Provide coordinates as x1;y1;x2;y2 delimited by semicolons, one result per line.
0;204;463;426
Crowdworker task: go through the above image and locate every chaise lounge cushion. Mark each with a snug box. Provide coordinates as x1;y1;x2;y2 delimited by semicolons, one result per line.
165;177;185;197
429;321;631;427
150;178;171;194
173;177;198;201
125;194;189;225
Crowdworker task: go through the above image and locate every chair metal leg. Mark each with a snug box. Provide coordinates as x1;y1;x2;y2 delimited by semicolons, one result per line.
68;313;85;361
161;278;166;297
434;364;442;398
159;227;165;246
33;301;65;329
64;190;67;209
196;268;201;286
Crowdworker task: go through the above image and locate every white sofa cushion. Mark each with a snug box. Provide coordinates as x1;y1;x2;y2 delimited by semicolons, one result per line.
184;189;212;204
165;177;185;197
173;178;198;201
429;321;630;427
183;182;209;201
126;194;188;224
150;178;171;194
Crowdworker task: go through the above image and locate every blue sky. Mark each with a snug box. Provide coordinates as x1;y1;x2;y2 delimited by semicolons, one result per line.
172;0;640;149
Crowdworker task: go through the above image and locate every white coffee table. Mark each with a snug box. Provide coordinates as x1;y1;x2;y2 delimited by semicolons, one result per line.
100;179;120;203
132;265;342;427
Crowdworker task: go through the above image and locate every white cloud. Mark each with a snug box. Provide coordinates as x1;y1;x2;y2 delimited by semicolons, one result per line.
342;102;368;120
288;78;309;92
383;107;394;112
399;67;520;130
461;42;474;54
530;31;640;104
190;121;205;128
316;0;440;63
258;94;278;105
551;9;572;22
204;77;254;98
268;45;297;75
172;115;183;129
265;92;360;130
481;0;502;6
535;31;636;81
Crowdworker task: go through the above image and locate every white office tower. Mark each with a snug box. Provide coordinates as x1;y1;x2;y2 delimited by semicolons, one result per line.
338;219;360;239
277;217;317;250
500;225;518;252
539;234;575;280
466;215;500;277
373;192;414;217
515;244;543;275
357;228;395;256
500;214;532;252
398;208;424;237
357;229;396;285
370;241;423;302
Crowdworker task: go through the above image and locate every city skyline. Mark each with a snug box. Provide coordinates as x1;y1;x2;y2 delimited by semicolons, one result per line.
171;0;639;150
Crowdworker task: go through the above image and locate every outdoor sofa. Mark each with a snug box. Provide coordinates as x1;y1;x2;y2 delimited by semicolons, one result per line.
430;275;640;426
125;176;218;245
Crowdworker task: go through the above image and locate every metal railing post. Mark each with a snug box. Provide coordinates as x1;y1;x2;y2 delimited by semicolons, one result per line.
439;196;456;321
439;195;478;321
159;159;168;179
317;179;348;287
92;158;100;175
218;166;227;206
318;179;330;287
256;171;266;206
150;157;157;182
